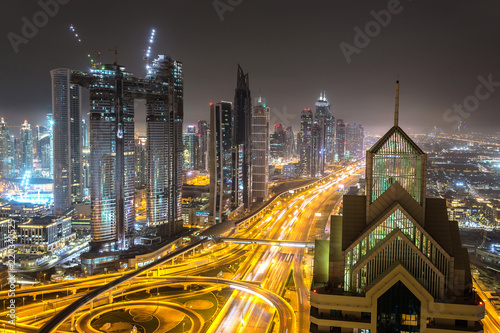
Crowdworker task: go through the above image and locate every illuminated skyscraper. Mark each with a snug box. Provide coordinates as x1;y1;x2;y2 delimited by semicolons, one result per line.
311;82;484;333
209;102;233;224
335;119;346;161
197;120;209;171
145;55;184;237
299;109;313;176
251;96;270;202
346;123;364;159
69;54;183;251
51;68;82;214
314;91;335;173
183;125;198;170
19;120;33;177
0;118;14;179
232;65;252;210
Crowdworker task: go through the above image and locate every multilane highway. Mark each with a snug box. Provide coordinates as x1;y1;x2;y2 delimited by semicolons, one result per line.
0;162;364;333
208;164;364;333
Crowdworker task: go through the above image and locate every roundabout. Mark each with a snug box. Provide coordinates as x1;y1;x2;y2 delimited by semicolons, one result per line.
75;301;204;333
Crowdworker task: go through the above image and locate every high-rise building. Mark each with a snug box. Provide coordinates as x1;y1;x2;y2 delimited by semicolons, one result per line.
19;120;33;177
335;118;346;161
197;120;209;171
51;68;82;214
284;126;296;161
209;102;233;224
69;54;184;251
232;65;252;210
0;118;15;179
251;96;270;202
134;135;147;190
346;123;364;160
182;125;198;170
81;117;90;198
299;109;313;176
35;125;52;178
314;91;335;173
270;123;286;162
145;55;184;237
310;82;484;333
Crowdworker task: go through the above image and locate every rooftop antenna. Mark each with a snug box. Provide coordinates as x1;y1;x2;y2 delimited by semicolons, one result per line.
144;28;156;75
394;80;400;127
69;24;96;67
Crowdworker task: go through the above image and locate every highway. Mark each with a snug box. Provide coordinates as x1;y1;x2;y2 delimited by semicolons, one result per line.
1;162;364;333
473;276;500;332
208;163;364;333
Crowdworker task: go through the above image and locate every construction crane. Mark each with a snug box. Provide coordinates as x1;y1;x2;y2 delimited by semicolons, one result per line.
69;24;98;68
108;46;118;65
143;28;156;76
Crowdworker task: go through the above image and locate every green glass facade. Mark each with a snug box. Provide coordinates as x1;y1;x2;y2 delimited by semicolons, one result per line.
370;129;424;204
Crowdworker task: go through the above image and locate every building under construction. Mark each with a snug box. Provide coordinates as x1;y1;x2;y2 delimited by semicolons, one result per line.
68;54;184;252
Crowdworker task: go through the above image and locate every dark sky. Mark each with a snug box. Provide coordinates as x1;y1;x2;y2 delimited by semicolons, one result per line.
1;0;500;135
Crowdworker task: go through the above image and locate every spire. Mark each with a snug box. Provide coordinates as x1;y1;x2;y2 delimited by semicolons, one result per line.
258;88;262;103
394;80;399;127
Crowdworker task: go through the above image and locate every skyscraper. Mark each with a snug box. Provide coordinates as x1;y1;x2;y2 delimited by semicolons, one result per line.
145;55;184;237
310;82;484;333
87;64;135;250
232;65;252;209
182;125;198;170
51;68;82;214
69;54;183;251
0;118;14;179
35;125;52;178
314;91;335;173
346;123;364;160
299;109;313;176
209;102;233;224
197;120;209;171
251;96;270;202
134;135;147;190
335;118;346;161
19;120;33;177
81;117;90;198
270;123;286;162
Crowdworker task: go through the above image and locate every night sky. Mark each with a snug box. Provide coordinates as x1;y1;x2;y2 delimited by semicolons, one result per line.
1;0;500;135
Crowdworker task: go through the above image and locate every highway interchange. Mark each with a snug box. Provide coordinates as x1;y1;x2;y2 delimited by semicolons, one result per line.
0;162;367;333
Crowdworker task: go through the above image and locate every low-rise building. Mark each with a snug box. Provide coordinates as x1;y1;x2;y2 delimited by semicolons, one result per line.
17;215;75;253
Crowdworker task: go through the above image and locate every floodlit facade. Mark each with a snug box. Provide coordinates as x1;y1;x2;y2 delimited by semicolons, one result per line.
69;55;184;251
209;102;233;224
251;96;270;202
311;82;484;333
232;65;252;210
51;68;82;214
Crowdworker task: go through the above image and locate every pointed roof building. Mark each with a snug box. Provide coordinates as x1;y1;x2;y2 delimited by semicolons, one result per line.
310;82;484;333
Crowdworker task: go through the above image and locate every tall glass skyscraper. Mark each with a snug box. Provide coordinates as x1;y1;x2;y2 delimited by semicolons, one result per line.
232;65;252;210
68;54;183;251
209;101;233;224
251;96;270;202
20;120;33;177
51;68;82;214
0;118;14;179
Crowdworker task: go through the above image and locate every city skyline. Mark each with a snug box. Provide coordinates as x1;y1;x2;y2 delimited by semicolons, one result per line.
2;1;500;134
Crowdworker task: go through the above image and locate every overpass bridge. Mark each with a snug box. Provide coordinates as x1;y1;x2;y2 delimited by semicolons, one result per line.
220;237;315;248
